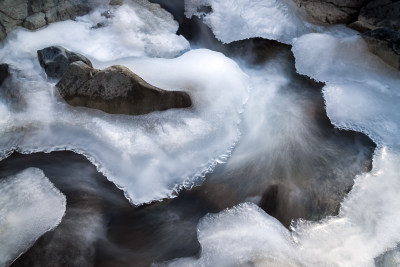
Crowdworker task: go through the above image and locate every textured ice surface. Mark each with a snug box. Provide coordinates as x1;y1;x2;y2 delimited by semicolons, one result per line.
185;0;307;44
2;3;189;62
292;34;400;147
168;30;400;267
168;151;400;267
167;203;300;267
184;0;355;44
0;14;249;204
0;168;66;266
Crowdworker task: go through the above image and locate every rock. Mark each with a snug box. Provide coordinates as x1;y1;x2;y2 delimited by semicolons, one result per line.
57;63;192;115
0;0;29;21
293;0;369;24
37;46;93;78
358;0;400;31
362;28;400;70
0;64;10;86
23;12;47;30
348;20;377;33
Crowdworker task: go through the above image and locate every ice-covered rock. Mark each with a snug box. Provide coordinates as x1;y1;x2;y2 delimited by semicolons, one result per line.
0;168;66;266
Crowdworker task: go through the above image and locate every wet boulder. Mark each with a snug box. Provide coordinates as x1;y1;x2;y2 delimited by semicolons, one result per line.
37;46;93;78
56;62;192;115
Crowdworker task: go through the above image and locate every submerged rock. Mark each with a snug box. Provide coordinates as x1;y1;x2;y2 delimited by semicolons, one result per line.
56;62;192;115
0;63;10;86
37;46;93;78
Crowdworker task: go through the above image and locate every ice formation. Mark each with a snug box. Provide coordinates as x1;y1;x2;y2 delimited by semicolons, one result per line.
1;3;189;62
185;0;307;44
169;2;400;267
1;0;400;266
0;168;66;266
184;0;356;44
0;4;249;204
293;34;400;147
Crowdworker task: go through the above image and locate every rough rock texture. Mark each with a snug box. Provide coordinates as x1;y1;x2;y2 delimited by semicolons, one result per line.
362;28;400;70
0;64;10;86
293;0;400;31
0;0;121;41
293;0;370;24
356;0;400;31
56;62;192;115
37;46;93;78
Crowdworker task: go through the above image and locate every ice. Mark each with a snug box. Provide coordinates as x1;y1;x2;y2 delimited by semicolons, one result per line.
0;168;66;266
167;150;400;267
0;21;249;204
1;2;189;62
183;0;358;45
292;34;400;147
167;28;400;267
184;0;308;44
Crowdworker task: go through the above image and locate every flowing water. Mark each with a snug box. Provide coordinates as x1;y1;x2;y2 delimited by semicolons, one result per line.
0;0;398;266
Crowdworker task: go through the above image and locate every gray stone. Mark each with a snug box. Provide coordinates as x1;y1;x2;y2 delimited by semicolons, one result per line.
37;46;93;78
0;0;29;20
348;20;377;33
0;12;21;35
23;12;47;30
56;61;96;95
57;63;192;115
293;0;369;24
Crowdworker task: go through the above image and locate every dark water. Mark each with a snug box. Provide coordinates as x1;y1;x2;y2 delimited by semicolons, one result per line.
2;152;217;267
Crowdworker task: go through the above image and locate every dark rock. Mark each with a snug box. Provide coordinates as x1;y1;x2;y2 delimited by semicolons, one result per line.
0;63;10;86
37;46;93;78
362;28;400;70
56;62;192;115
293;0;369;24
358;0;400;31
22;12;47;30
